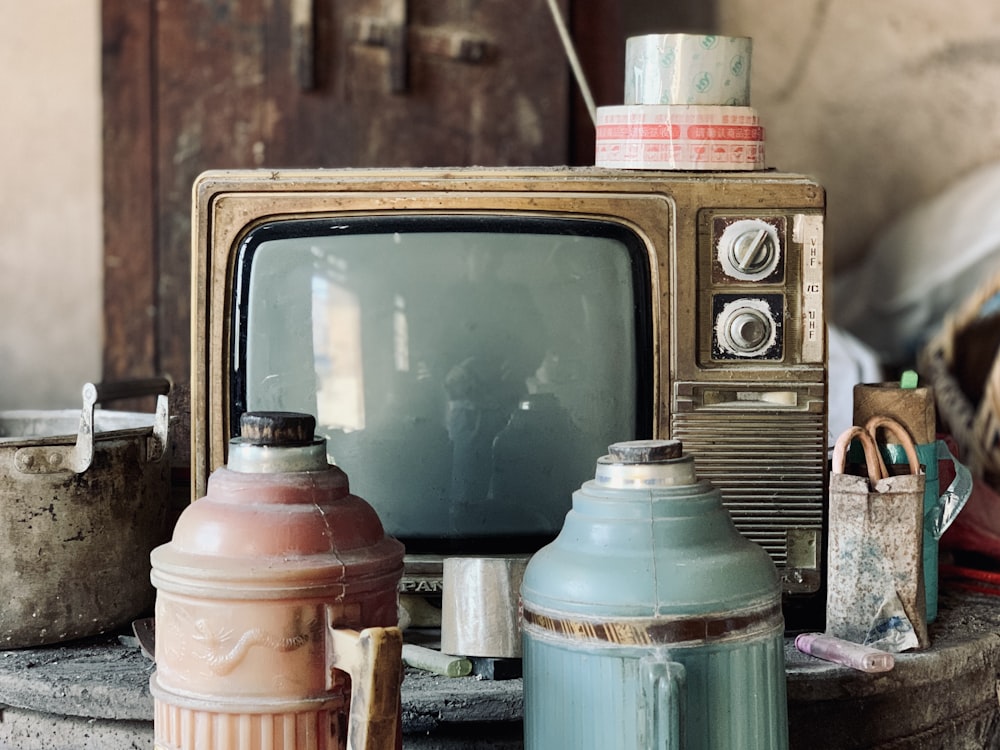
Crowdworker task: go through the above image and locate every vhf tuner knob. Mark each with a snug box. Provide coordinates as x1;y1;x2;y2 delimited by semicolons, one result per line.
718;219;781;280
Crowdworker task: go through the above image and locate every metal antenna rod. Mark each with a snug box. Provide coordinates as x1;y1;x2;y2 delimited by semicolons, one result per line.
544;0;597;125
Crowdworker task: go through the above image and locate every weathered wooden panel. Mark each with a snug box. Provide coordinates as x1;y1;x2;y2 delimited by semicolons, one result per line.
102;0;622;416
571;0;623;164
153;0;271;389
101;1;157;382
256;0;571;168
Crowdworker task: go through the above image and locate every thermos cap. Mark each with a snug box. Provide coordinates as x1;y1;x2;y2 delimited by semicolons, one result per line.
597;440;695;488
240;411;317;446
229;411;328;474
608;439;683;463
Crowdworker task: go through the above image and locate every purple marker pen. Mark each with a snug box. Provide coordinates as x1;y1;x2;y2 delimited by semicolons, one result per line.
794;633;895;673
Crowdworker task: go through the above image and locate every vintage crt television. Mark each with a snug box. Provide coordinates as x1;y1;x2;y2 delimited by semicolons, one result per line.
191;166;827;623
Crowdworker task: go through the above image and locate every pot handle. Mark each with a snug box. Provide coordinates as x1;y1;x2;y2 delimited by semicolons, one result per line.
12;378;171;475
327;620;403;750
641;651;686;750
72;378;171;473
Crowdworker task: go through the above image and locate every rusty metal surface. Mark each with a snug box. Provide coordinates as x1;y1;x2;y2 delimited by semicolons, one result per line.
0;387;172;649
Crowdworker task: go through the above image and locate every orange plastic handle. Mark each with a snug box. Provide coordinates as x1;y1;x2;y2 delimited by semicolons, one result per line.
864;416;922;476
831;425;885;485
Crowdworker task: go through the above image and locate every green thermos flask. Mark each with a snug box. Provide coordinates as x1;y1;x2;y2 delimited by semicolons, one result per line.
521;440;788;750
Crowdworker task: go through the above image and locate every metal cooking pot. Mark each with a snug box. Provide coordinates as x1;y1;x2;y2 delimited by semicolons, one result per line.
0;379;172;648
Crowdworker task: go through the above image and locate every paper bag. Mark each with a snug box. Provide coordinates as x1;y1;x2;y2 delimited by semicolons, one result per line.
827;417;928;651
851;379;972;623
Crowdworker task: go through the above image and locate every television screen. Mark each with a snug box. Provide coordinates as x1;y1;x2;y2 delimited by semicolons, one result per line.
233;215;653;551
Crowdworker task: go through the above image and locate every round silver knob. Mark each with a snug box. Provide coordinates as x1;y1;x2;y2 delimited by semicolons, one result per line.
716;300;777;357
728;310;770;351
717;219;781;280
730;227;776;274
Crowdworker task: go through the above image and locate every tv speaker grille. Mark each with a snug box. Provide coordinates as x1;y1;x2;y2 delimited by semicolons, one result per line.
670;412;826;565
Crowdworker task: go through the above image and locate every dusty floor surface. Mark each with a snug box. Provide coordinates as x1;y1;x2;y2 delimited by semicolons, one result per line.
0;587;999;748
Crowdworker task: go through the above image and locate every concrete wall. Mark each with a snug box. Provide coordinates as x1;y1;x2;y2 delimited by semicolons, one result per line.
4;0;1000;408
717;0;1000;273
0;1;102;409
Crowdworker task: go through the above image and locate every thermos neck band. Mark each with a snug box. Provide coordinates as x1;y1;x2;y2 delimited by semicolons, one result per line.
227;439;328;473
594;454;697;488
521;599;783;647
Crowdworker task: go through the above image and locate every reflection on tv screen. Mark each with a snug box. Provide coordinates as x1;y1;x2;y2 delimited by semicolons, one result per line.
238;218;648;547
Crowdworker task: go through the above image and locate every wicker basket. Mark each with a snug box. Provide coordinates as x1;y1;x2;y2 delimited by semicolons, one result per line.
919;269;1000;484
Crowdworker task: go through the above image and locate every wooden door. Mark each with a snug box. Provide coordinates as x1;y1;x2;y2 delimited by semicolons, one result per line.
102;0;620;417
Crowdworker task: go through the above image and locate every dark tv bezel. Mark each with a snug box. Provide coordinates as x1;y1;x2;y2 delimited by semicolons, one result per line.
230;213;655;554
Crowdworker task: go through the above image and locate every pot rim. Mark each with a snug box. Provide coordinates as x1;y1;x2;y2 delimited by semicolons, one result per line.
0;407;156;445
0;380;171;474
